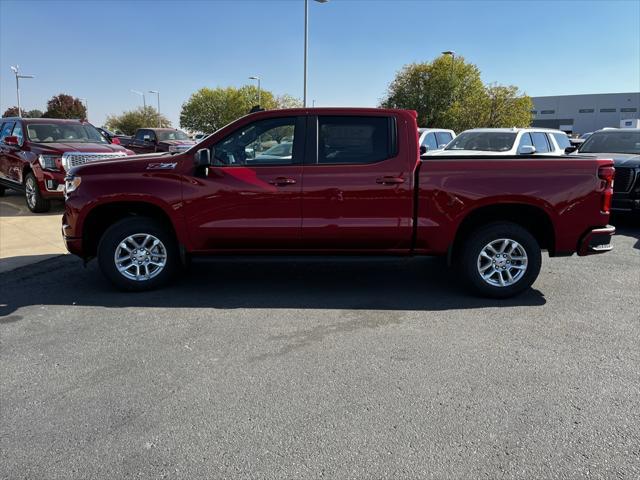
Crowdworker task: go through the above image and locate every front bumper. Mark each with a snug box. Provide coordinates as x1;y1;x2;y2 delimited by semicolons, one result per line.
577;225;615;256
40;170;66;198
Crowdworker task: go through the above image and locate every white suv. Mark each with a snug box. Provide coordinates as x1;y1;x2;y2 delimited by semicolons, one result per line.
426;128;573;156
418;128;456;152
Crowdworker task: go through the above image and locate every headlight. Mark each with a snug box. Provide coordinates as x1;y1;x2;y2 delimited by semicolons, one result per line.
64;175;81;198
38;154;62;171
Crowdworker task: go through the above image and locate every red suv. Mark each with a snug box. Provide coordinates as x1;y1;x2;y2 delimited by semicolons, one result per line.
0;118;134;212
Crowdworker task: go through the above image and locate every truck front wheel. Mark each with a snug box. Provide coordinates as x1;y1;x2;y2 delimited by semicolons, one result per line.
97;217;178;291
459;222;542;298
25;173;51;213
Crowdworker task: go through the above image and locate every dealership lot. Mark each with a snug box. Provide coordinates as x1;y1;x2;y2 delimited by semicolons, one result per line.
0;219;638;479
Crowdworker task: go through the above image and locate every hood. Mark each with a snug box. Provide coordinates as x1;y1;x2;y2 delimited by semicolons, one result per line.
32;142;128;154
425;149;512;156
577;152;640;167
69;151;177;176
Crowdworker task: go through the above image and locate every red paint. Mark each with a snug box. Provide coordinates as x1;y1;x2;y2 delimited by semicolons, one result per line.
63;108;614;261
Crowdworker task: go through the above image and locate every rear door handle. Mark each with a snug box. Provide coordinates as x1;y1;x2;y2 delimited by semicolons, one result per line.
376;176;405;185
269;177;297;186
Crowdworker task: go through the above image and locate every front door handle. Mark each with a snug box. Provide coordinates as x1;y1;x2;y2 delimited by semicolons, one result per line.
376;176;405;185
269;177;297;186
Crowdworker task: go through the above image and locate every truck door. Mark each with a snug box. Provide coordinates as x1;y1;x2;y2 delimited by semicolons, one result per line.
0;121;16;184
183;116;305;250
131;129;155;154
301;115;414;250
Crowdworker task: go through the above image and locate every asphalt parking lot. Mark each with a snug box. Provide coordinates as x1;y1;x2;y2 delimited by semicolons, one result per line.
1;219;638;479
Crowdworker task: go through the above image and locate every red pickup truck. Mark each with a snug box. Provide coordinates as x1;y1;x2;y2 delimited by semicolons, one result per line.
62;108;615;298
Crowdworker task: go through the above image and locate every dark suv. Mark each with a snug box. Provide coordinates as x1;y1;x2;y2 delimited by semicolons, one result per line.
0;118;133;212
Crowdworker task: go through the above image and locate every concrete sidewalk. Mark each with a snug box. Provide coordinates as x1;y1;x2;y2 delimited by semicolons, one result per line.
0;191;66;274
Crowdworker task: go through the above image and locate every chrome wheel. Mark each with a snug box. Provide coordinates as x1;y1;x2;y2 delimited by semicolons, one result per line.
25;177;37;209
477;238;528;287
114;233;167;281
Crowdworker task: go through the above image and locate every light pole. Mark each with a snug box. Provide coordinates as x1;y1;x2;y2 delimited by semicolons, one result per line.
79;98;88;120
248;76;261;107
10;65;35;117
131;89;147;124
442;50;456;104
304;0;329;107
149;90;160;127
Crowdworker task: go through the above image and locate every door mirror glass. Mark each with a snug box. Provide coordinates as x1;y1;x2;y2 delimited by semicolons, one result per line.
420;145;428;155
194;148;212;167
564;145;578;154
518;145;536;155
3;135;19;146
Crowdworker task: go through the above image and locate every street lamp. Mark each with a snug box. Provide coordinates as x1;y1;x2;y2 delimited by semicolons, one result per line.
442;50;456;103
304;0;329;107
149;90;160;127
131;89;147;124
10;65;35;117
248;76;261;107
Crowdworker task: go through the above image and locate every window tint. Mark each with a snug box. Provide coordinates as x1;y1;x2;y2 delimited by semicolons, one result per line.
422;132;438;150
517;132;533;149
213;117;297;166
600;108;616;113
579;108;594;113
318;116;391;164
134;130;147;141
12;122;24;145
551;132;571;149
580;131;640;154
435;131;453;146
531;132;550;153
621;107;637;113
0;122;15;141
540;110;555;114
446;132;516;152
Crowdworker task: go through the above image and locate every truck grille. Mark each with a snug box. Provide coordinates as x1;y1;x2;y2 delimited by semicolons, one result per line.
62;152;128;171
613;167;635;193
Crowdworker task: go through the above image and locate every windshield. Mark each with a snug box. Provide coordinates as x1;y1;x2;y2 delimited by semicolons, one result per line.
445;131;517;152
579;131;640;154
156;130;190;141
26;123;108;144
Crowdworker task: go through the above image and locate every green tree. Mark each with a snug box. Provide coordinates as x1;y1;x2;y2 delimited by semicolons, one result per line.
179;86;300;134
43;94;87;120
380;55;532;132
104;106;171;135
25;109;43;118
2;106;20;117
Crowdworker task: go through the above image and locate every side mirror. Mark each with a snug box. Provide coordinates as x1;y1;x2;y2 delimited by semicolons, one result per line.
194;148;212;167
518;145;536;155
3;135;19;147
564;146;578;154
419;145;428;155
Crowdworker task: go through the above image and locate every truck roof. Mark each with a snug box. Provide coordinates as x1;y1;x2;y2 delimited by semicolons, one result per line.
2;117;90;124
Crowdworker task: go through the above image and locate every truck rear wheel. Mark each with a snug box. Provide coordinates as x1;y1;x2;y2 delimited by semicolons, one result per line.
25;173;51;213
459;222;541;298
97;217;178;291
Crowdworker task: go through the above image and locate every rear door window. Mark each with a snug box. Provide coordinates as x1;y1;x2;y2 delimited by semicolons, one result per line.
317;116;393;164
531;132;550;153
422;132;438;150
435;131;453;146
517;132;533;149
551;132;571;149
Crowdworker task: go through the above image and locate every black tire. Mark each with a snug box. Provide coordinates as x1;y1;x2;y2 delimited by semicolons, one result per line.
97;217;178;291
0;186;5;196
24;173;51;213
459;222;542;298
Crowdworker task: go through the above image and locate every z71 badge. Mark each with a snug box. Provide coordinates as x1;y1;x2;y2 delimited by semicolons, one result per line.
146;162;177;170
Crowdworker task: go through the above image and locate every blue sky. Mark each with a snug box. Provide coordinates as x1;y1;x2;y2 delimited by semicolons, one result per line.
1;0;639;128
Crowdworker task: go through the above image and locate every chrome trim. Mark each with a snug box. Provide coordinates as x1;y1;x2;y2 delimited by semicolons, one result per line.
61;151;128;171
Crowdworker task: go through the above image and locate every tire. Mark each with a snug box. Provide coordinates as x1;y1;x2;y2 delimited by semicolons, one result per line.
97;217;178;291
24;173;51;213
0;186;5;196
459;222;542;298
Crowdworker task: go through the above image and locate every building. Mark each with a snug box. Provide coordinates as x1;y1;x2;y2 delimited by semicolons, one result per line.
531;92;639;135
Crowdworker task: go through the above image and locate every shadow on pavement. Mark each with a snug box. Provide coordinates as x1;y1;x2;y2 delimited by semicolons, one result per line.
611;214;640;250
0;190;64;217
0;254;65;274
0;255;546;317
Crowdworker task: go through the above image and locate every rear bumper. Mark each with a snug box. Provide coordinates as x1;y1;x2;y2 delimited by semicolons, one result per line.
577;225;615;256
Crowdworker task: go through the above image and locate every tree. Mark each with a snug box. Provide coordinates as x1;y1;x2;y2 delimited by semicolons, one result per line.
43;94;87;120
2;106;20;118
25;109;43;118
104;106;171;135
380;55;532;132
179;86;301;134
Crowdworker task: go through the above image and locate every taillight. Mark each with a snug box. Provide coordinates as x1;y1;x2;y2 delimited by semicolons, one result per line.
598;165;615;214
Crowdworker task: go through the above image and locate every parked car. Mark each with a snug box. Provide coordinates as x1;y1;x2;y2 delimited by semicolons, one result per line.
62;108;614;297
575;128;640;213
96;127;124;145
0;118;134;212
119;128;195;154
194;133;210;142
426;128;573;156
570;132;593;147
418;128;456;152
